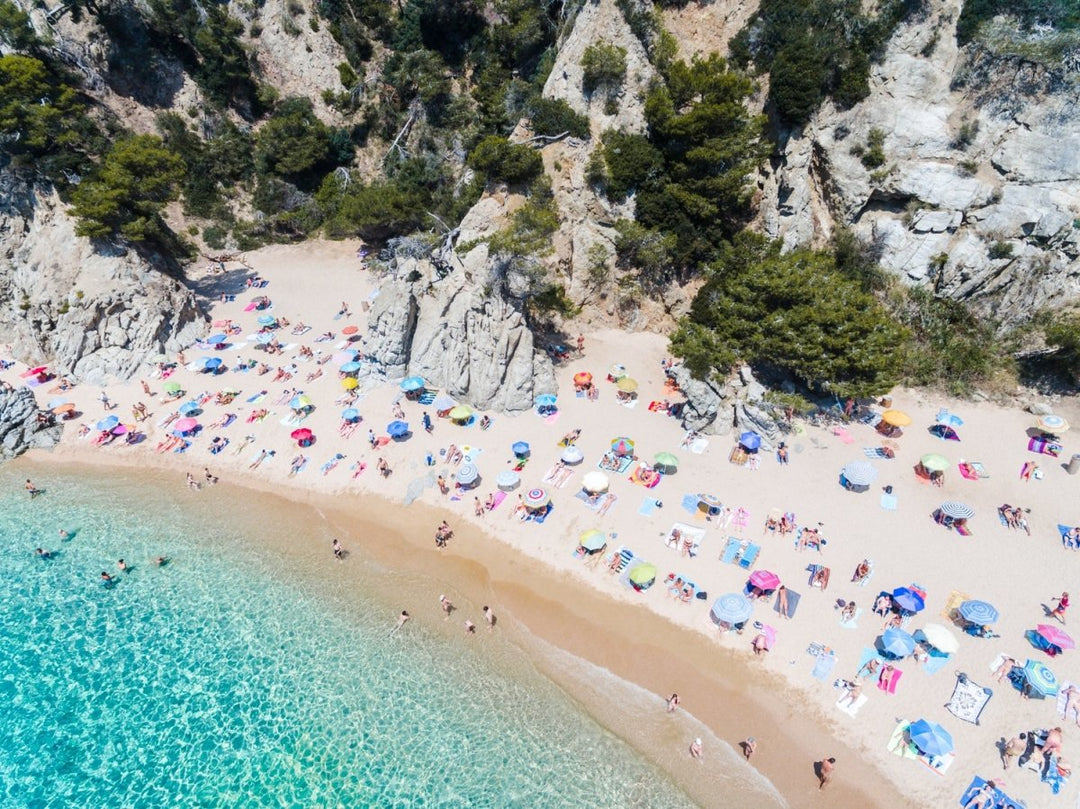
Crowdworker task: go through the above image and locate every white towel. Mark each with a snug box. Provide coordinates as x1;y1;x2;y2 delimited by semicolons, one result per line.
835;693;868;717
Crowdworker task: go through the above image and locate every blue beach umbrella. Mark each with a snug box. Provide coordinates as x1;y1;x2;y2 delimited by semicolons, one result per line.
205;333;227;345
456;463;479;486
738;431;762;451
400;376;425;392
196;356;223;372
178;401;200;416
578;529;607;552
257;315;277;326
892;587;926;614
908;719;954;757
880;627;917;659
711;593;754;626
535;393;557;408
95;415;120;431
340;362;361;374
959;600;999;625
387;420;410;438
341;408;360;423
1024;659;1059;696
290;395;312;410
512;441;530;458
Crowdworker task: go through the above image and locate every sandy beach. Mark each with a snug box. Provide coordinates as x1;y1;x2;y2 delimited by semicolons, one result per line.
11;239;1080;808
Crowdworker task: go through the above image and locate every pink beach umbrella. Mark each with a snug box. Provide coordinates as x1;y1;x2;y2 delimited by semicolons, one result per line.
1037;624;1075;651
174;417;198;433
748;570;780;591
111;424;129;435
762;625;777;650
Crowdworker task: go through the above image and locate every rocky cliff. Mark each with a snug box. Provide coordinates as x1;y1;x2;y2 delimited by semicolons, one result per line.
0;170;206;385
0;387;62;460
753;0;1080;323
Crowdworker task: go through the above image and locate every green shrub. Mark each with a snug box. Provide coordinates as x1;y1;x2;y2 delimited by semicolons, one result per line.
526;97;590;139
612;219;675;286
597;130;664;201
255;97;336;182
203;225;228;249
581;42;627;95
860;128;886;168
467;135;543;185
1043;313;1080;382
956;0;1080;45
988;240;1014;259
488;185;559;256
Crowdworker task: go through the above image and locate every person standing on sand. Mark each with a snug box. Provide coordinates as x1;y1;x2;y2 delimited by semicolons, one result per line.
689;738;703;760
1050;592;1070;623
483;606;496;631
666;693;680;713
817;757;836;789
141;380;151;396
743;737;756;760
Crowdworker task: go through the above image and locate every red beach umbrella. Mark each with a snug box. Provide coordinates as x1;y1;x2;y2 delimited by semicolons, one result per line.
342;325;359;335
290;428;313;441
573;371;593;386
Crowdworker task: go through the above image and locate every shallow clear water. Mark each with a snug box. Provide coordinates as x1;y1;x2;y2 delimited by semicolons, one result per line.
0;468;695;808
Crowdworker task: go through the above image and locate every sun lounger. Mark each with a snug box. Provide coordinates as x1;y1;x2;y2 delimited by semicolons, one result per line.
720;538;741;564
738;543;760;569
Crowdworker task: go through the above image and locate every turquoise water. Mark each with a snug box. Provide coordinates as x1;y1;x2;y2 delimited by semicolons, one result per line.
0;467;696;808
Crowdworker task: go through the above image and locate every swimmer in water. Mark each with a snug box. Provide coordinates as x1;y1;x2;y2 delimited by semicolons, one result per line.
35;548;52;559
100;571;114;586
389;611;410;635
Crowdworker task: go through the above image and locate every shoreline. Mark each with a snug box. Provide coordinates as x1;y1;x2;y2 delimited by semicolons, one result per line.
17;447;908;809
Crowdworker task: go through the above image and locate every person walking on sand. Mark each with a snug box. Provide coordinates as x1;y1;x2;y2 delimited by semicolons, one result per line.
332;538;344;562
100;390;113;410
440;595;454;620
666;693;680;713
817;757;836;789
186;473;200;490
141;380;151;396
743;737;757;760
483;605;496;631
1051;592;1070;623
689;738;703;760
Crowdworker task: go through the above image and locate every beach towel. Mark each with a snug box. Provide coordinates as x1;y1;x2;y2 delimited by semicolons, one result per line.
1058;524;1079;549
835;692;868;718
940;590;970;621
831;426;855;444
839;608;863;629
946;673;992;725
738;543;760;569
732;508;750;531
689;437;709;454
575;490;603;511
543;412;561;425
680;494;700;515
664;523;705;556
863;447;892;458
857;647;885;677
638;497;659;516
880;493;897;511
246;391;266;403
921;653;950;675
811;652;837;681
877;667;903;694
958;776;1025;809
886;722;920;760
970;462;989;478
487;491;507;511
527;504;553;524
621;397;639;409
773;588;801;619
720;538;742;565
1058;681;1079;723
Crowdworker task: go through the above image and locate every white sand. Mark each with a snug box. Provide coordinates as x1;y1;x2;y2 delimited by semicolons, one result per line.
11;239;1080;808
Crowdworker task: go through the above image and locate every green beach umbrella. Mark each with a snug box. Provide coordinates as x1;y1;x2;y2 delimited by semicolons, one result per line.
654;452;679;468
920;453;949;472
578;529;606;552
628;563;657;587
163;381;181;393
449;405;473;422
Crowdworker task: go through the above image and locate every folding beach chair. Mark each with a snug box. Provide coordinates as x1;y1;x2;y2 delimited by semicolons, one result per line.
738;543;761;569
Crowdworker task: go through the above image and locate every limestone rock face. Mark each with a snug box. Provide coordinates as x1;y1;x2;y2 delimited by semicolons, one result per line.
670;365;730;434
0;172;206;386
756;0;1080;322
0;387;62;460
364;252;554;414
734;401;780;451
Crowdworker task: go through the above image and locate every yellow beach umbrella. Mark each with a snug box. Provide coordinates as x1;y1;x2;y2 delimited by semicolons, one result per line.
449;405;473;422
920;453;949;472
578;529;606;551
881;410;912;427
616;377;639;392
341;377;358;390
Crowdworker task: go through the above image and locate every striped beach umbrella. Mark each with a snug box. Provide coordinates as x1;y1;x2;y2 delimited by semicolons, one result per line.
959;600;999;625
1024;659;1059;696
711;593;753;625
1037;414;1069;433
523;487;549;508
940;501;975;519
610;437;635;456
841;461;878;486
456;463;480;486
496;470;520;490
560;446;584;465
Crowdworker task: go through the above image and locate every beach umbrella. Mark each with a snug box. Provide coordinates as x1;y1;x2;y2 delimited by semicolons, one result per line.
892;587;926;614
628;563;657;588
654;451;679;470
178;401;200;416
512;441;530;458
616;377;639;393
449;405;473;422
841;461;878;486
561;446;584;465
46;396;69;409
760;625;777;650
699;493;721;510
610;437;635;456
257;315;277;326
881;410;912;427
340;362;361;374
253;332;274;345
920;453;950;472
738;431;762;451
173;417;198;434
1037;414;1069;433
52;403;75;414
573;372;593;386
456;463;480;486
290;394;313;410
290;427;312;442
608;364;626;380
400;376;425;392
748;570;780;591
1023;659;1059;696
711;593;754;625
111;424;129;436
579;529;606;552
921;623;959;655
432;393;457;412
332;350;358;365
386;421;409;438
341;377;358;390
162;381;182;394
205;333;227;345
25;366;47;376
881;627;917;658
908;719;954;757
535;393;558;407
1036;625;1075;651
940;501;975;519
959;600;999;625
581;471;610;494
341;408;360;422
342;325;359;335
523;487;549;509
496;470;520;491
196;357;223;372
95;415;120;431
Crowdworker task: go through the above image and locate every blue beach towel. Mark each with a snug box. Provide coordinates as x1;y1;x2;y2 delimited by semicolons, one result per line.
922;653;950;675
738;543;760;569
638;497;659;516
880;493;898;511
720;538;740;564
857;647;886;677
812;653;837;681
680;494;699;515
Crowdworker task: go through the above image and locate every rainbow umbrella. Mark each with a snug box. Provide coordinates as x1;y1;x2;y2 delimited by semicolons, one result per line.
400;376;425;392
524;487;550;508
610;437;635;456
1037;624;1075;651
578;529;606;552
748;570;780;591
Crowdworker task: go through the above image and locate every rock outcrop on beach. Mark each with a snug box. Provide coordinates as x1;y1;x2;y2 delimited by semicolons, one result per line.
752;0;1080;322
363;240;556;413
0;387;61;459
0;170;206;385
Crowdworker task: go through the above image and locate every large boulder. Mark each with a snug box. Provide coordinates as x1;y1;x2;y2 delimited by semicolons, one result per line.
0;171;206;385
0;387;62;460
670;365;731;434
734;401;781;451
